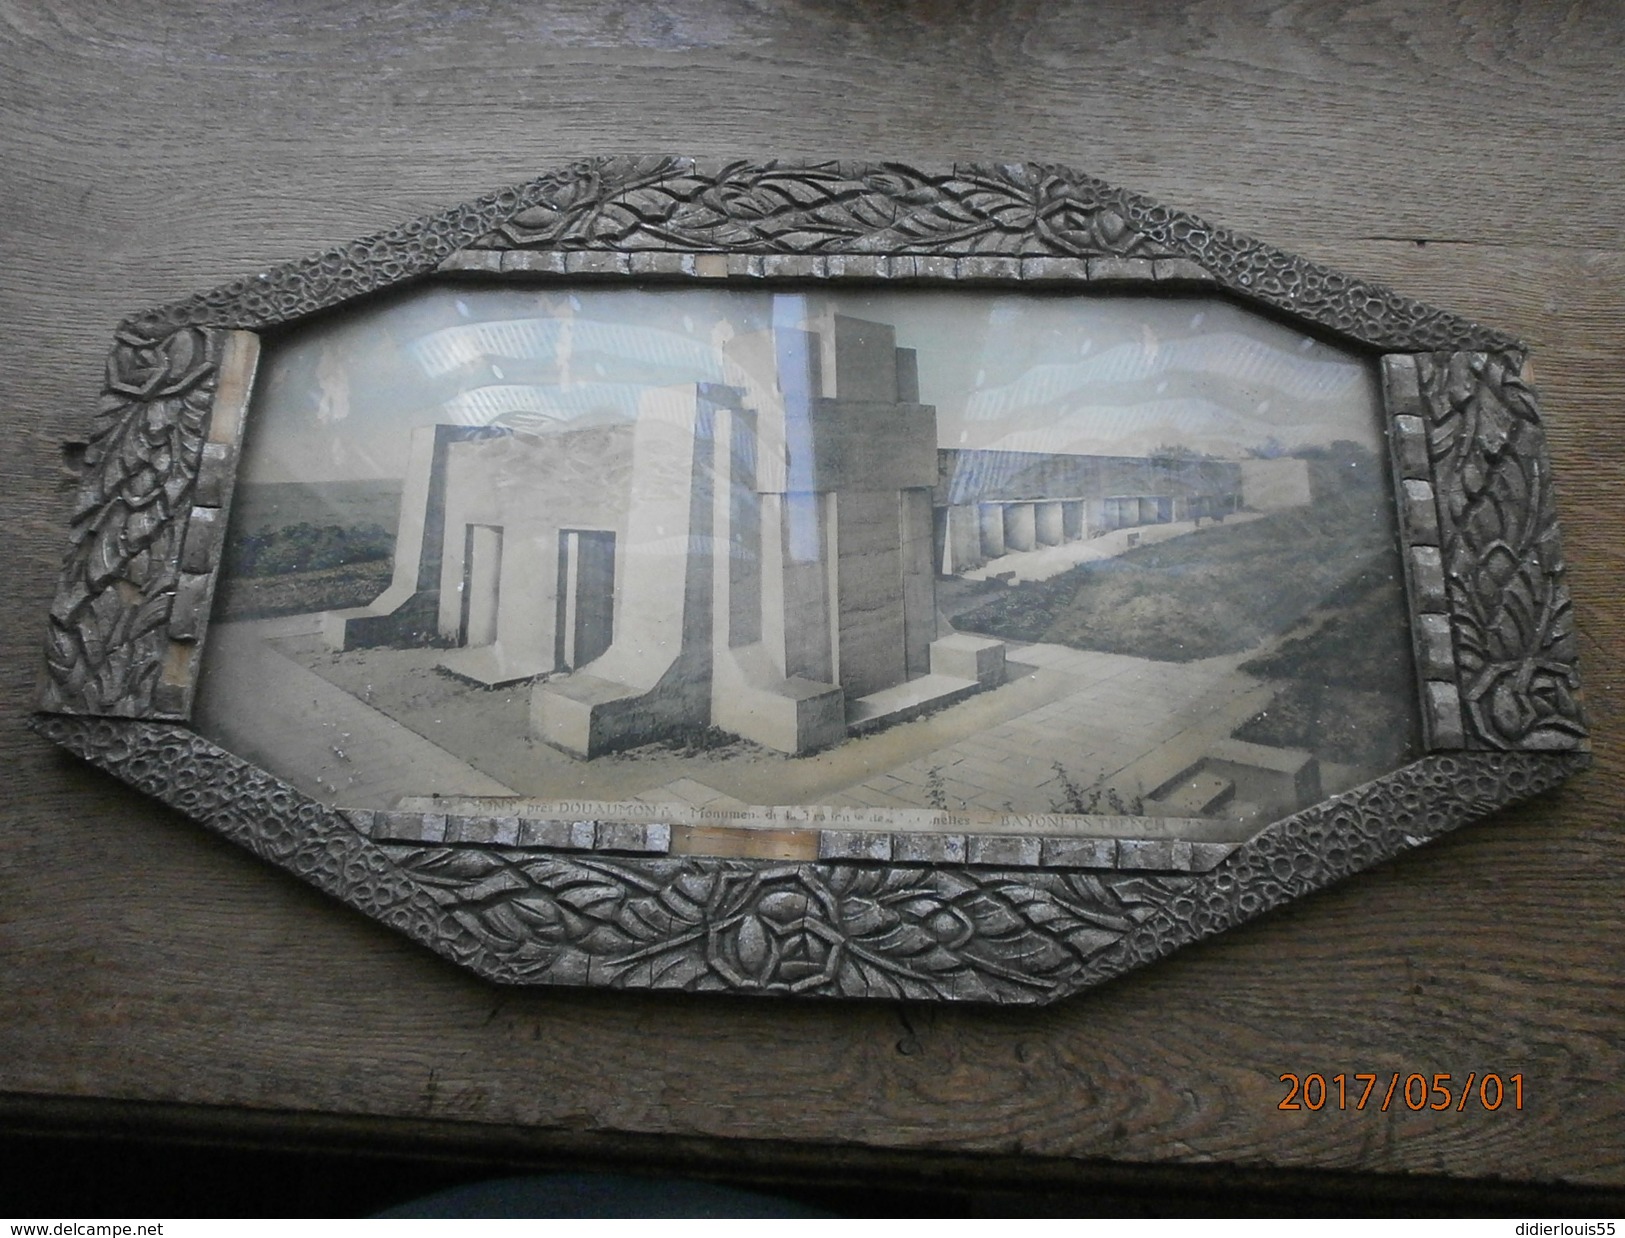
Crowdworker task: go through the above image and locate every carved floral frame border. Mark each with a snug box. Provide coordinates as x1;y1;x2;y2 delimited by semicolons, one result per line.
32;159;1588;1003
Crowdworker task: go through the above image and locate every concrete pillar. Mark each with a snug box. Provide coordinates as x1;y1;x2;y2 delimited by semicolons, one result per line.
830;315;898;401
605;393;714;683
900;488;936;677
1004;502;1037;552
758;493;788;677
945;504;983;572
710;404;734;662
716;406;763;651
1035;501;1064;546
1094;498;1115;533
462;524;502;647
822;492;841;686
555;528;615;669
397;425;440;590
1062;500;1084;541
833;489;907;698
556;530;579;666
761;491;835;685
978;503;1006;558
433;428;517;644
531;388;718;758
895;348;919;403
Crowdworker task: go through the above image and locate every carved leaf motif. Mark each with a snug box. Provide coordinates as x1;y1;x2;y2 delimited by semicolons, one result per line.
474;160;1179;259
1418;351;1586;750
377;844;1191;1000
41;327;222;716
119;157;1524;357
34;717;1585;1002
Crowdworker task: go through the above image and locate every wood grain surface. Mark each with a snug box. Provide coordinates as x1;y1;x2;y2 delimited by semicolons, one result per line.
1;0;1621;1190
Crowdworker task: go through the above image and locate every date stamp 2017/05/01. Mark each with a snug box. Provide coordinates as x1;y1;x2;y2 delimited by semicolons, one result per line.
1278;1073;1526;1112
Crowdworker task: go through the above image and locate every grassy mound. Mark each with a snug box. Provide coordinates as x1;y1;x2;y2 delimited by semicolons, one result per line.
214;559;394;621
955;500;1396;663
1235;564;1420;770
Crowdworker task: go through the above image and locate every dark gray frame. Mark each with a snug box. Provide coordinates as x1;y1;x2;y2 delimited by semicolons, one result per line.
32;159;1588;1002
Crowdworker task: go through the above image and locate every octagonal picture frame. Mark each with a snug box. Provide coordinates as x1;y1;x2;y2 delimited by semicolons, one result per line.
32;158;1588;1003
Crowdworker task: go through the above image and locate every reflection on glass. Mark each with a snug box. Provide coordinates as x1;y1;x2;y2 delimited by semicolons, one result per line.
195;286;1420;846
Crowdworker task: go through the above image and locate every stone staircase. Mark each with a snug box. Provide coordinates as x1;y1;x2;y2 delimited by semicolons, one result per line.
846;672;984;735
1144;736;1322;825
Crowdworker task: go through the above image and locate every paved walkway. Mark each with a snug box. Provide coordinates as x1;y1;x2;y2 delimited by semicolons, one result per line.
825;645;1269;817
630;643;1271;833
194;617;516;808
197;620;1272;833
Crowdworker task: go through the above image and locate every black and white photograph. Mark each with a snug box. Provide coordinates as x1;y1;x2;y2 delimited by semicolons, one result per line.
193;287;1423;851
195;284;1420;847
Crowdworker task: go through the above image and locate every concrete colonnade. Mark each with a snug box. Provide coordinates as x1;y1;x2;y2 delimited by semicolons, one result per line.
941;497;1094;574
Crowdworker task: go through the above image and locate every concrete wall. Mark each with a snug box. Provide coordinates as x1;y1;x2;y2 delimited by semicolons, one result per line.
428;308;985;755
932;450;1252;573
322;423;510;650
830;314;897;402
833;488;908;696
803;400;938;491
978;503;1005;558
759;490;835;684
1035;501;1064;546
569;387;717;692
937;449;1243;507
899;487;936;677
437;424;636;671
1003;502;1037;551
530;388;721;756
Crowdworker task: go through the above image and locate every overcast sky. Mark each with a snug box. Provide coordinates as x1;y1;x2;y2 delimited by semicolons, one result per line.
241;284;1383;484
